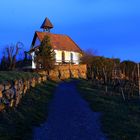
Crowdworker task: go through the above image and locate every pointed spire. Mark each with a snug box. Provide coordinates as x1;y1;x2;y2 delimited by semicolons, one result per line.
41;17;53;32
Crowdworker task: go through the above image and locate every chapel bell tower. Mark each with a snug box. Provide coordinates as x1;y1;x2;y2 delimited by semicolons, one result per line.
41;17;53;32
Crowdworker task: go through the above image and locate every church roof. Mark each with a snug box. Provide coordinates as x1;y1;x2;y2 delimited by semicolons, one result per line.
31;31;82;53
41;18;53;29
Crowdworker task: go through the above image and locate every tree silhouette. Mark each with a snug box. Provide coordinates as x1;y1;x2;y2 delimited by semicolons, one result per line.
0;42;24;70
35;35;55;73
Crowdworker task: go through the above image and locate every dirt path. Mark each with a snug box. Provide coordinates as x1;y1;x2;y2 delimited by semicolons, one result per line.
33;81;107;140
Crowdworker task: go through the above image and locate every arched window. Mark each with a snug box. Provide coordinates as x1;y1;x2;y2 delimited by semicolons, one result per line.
62;51;65;63
70;53;73;63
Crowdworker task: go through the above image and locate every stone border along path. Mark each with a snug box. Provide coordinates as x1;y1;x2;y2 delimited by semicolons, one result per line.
34;81;107;140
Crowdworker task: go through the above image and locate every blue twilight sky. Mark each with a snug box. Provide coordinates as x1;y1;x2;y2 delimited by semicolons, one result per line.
0;0;140;62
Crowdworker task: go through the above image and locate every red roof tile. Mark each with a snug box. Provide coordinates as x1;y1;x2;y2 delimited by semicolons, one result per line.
32;31;82;53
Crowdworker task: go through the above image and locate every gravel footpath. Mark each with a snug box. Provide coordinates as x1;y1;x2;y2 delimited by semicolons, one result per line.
33;81;107;140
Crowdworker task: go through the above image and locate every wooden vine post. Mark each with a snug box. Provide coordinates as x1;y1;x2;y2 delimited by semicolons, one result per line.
137;63;140;99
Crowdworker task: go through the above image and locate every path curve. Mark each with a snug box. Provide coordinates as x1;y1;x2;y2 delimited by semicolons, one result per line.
34;81;107;140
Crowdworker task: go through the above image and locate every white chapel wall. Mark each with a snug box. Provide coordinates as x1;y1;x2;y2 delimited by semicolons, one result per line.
54;50;80;64
31;37;40;69
31;52;36;69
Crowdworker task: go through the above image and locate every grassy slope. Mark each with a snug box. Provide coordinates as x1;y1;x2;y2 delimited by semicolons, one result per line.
0;81;57;140
78;80;140;140
0;71;39;83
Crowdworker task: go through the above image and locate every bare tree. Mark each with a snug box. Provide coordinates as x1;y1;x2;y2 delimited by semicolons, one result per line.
0;42;24;70
81;49;96;80
81;49;95;64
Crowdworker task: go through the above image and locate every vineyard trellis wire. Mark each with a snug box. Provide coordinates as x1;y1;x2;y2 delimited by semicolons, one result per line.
84;56;140;101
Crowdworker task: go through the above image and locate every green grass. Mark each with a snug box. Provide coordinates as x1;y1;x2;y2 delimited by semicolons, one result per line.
0;71;39;83
78;80;140;140
0;81;57;140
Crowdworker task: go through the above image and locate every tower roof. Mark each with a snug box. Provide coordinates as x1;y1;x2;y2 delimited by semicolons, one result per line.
40;17;53;30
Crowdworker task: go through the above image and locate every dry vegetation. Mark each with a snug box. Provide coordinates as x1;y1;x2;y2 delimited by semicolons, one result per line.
78;80;140;140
